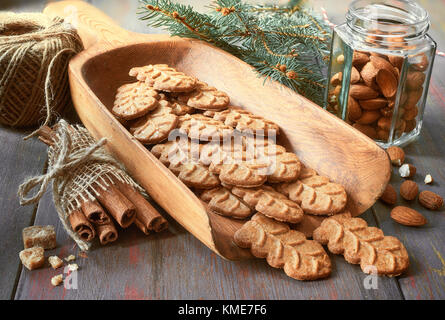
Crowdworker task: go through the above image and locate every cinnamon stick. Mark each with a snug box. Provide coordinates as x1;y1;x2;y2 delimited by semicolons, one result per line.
94;183;136;228
114;180;168;233
95;221;118;245
68;209;96;242
81;200;111;225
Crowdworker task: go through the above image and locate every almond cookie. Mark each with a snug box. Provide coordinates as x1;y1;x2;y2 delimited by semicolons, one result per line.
230;186;304;224
201;143;268;188
178;114;234;142
313;212;409;276
129;64;197;92
200;187;253;219
234;213;331;281
267;152;301;183
175;81;230;111
276;166;347;216
129;102;178;144
210;107;280;136
151;140;219;189
112;82;160;120
162;94;195;116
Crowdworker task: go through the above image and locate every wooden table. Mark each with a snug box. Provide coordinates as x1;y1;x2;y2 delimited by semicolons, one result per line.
1;0;444;300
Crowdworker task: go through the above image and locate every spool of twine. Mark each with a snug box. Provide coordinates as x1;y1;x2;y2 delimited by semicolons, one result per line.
0;12;83;132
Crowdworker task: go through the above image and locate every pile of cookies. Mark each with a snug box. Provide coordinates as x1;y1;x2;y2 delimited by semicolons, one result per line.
111;64;409;281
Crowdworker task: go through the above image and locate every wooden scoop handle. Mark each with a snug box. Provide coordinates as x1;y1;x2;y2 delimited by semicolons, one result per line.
43;1;165;49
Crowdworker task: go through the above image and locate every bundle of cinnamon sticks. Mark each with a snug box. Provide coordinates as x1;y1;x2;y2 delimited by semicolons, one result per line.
38;126;168;245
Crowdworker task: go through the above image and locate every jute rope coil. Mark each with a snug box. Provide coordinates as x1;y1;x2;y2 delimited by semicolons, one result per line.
18;120;145;251
0;12;83;132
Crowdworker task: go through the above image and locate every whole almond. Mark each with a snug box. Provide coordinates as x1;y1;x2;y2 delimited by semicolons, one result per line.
333;85;342;96
391;206;427;226
380;184;397;205
387;146;405;166
376;69;398;98
331;72;342;86
351;67;361;84
406;71;426;90
361;62;379;88
403;106;418;121
371;56;399;78
352;123;378;139
360;98;388;110
377;129;390;141
350;84;380;100
356;110;381;125
348;96;362;121
405;119;417;132
400;180;419;200
404;88;423;109
418;191;444;210
388;55;404;70
377;117;392;131
353;51;370;68
381;107;394;118
337;54;345;64
396;119;407;135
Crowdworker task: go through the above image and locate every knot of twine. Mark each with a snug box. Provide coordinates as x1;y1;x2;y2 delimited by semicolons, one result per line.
18;121;121;206
17;120;127;251
0;12;83;135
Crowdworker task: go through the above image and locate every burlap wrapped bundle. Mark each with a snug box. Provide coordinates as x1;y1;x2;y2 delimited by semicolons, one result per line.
0;12;83;128
18;120;145;251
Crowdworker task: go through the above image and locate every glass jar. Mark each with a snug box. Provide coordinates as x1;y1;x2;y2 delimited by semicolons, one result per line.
324;0;436;147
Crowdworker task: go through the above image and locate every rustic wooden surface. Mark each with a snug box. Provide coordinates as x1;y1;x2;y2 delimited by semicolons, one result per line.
1;0;444;300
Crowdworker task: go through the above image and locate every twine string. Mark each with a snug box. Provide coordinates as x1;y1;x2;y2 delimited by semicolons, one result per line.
0;12;83;128
18;121;109;205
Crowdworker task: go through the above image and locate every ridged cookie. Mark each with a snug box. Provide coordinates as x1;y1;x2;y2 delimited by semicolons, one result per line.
230;186;304;224
129;64;197;92
276;166;347;216
209;107;280;136
151;140;219;189
178;114;234;142
313;213;409;276
112;82;160;120
201;143;268;188
175;81;230;111
234;213;331;281
129;101;178;144
200;187;253;219
162;94;195;116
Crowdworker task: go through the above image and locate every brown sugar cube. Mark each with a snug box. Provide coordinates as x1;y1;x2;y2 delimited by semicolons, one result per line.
48;256;64;269
51;274;63;287
19;247;45;270
22;225;56;249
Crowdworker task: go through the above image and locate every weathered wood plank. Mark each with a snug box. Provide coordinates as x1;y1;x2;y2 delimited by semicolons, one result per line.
0;127;47;299
9;0;445;300
15;189;403;300
0;0;52;301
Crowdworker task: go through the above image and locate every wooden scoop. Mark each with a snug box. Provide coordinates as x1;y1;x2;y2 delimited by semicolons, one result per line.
43;1;391;260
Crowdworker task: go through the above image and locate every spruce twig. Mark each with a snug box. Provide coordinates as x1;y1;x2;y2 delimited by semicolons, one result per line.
138;0;331;106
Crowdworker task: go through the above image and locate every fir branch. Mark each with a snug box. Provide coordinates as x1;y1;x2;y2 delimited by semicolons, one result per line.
138;0;331;106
